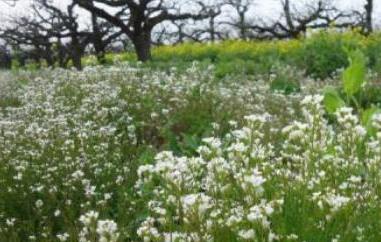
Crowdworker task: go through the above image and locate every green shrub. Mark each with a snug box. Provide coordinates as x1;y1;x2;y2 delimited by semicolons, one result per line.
365;33;381;73
296;31;363;79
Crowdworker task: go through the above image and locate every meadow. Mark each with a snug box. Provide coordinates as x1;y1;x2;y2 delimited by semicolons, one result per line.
2;31;381;241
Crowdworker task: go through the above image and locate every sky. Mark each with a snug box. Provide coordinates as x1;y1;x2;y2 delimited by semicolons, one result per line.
0;0;380;28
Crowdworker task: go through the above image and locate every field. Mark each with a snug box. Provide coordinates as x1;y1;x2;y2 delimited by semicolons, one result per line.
2;31;381;242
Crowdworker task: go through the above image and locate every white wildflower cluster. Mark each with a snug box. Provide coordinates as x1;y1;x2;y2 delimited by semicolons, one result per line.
2;63;381;241
372;113;381;140
334;107;367;159
2;63;291;241
137;114;282;241
96;220;119;242
79;211;119;242
137;94;381;241
281;95;330;172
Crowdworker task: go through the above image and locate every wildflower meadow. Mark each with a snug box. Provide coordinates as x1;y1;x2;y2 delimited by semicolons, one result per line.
1;47;381;242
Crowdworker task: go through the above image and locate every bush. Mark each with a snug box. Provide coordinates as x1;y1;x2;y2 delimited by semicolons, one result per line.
297;30;364;79
364;33;381;73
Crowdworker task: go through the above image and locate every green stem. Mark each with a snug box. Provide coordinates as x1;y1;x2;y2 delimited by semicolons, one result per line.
351;95;362;115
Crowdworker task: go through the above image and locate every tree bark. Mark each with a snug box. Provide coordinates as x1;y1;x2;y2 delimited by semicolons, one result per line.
365;0;373;34
72;53;82;70
239;12;246;40
70;33;83;70
91;11;107;64
132;31;152;62
210;17;216;42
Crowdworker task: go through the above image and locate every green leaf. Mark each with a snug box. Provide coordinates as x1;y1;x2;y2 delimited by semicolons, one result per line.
342;49;367;96
323;86;345;114
361;107;381;136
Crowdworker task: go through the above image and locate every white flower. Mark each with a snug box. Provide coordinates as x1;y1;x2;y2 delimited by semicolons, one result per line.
354;125;366;137
6;218;16;226
244;174;266;188
348;175;362;183
325;194;350;212
96;220;119;242
247;206;262;221
238;229;256;240
202;137;222;149
56;233;70;242
35;199;44;209
79;211;99;227
54;209;61;217
72;170;85;180
229;142;247;153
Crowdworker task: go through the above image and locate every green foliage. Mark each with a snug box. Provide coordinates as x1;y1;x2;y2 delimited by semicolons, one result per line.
361;107;381;136
142;31;379;80
323;86;345;114
299;31;359;79
0;97;21;110
323;49;367;114
364;33;381;72
214;60;257;78
342;49;367;97
11;30;381;81
322;49;381;137
361;85;381;107
11;59;21;70
270;78;300;94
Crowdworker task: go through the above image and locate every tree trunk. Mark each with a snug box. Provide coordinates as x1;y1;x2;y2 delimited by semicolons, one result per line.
45;46;55;67
72;54;82;70
91;12;107;64
365;0;373;34
45;55;54;67
132;31;152;62
210;17;216;43
70;34;83;70
239;13;246;40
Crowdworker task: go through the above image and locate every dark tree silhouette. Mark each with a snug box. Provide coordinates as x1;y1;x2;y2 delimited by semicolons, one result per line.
364;0;373;34
32;0;93;70
222;0;254;40
90;12;123;64
166;21;196;44
189;2;224;43
0;16;58;67
73;0;211;61
251;0;356;39
0;43;11;69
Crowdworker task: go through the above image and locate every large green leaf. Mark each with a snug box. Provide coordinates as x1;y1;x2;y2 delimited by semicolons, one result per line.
362;107;381;136
342;49;367;96
323;86;345;114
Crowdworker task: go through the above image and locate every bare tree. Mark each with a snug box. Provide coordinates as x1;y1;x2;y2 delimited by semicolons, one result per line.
90;12;123;64
222;0;254;40
32;0;93;70
0;16;58;67
74;0;211;61
189;2;224;43
165;20;204;44
251;0;356;39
